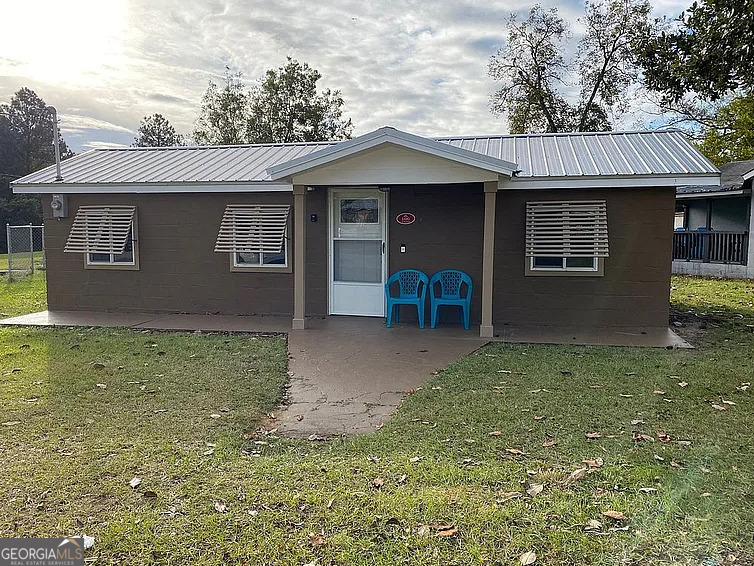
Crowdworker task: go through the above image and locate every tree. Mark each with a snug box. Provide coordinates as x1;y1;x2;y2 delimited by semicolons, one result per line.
193;70;250;145
638;0;754;103
133;113;184;147
192;59;353;145
697;94;754;166
0;88;73;252
246;57;352;143
488;0;652;133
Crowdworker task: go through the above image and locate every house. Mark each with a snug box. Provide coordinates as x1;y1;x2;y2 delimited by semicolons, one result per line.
11;127;718;338
673;160;754;278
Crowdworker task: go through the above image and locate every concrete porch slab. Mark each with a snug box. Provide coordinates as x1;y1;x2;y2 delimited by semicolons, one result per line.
493;325;692;349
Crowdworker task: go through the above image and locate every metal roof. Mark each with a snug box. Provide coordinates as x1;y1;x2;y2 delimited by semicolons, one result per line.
13;128;718;190
435;130;718;178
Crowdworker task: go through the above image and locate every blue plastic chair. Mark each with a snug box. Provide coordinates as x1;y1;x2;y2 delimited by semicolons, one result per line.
385;270;429;328
429;270;472;330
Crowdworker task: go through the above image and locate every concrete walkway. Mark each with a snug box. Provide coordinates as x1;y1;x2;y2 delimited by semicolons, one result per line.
279;317;484;436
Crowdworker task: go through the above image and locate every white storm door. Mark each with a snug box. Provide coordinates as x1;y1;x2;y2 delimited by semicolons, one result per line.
329;189;387;316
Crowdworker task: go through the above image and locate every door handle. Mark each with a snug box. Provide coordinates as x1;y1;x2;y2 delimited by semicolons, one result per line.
382;242;386;254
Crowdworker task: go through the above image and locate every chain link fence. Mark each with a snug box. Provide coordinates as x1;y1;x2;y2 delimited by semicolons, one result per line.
5;224;45;281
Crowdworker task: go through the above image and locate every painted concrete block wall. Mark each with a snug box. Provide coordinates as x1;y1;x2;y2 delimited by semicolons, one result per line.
43;193;297;315
493;186;676;328
710;197;749;231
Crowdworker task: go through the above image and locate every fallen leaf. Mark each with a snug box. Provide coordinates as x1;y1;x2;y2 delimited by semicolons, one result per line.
327;498;334;509
657;431;671;442
489;430;502;436
396;474;407;485
497;491;522;502
700;466;711;473
435;525;458;538
309;534;326;547
678;381;688;388
295;414;304;421
582;458;604;468
632;432;654;442
565;468;587;484
1;421;21;426
129;477;142;489
711;404;727;411
700;492;712;497
653;390;666;395
372;477;385;488
142;490;158;499
416;525;431;537
589;384;604;389
721;399;736;406
602;510;626;520
533;415;547;421
585;432;602;439
409;456;421;463
542;439;558;447
91;362;106;369
214;501;227;513
609;525;630;532
619;394;634;398
96;383;107;389
210;413;221;419
638;487;658;493
654;454;665;461
584;519;602;531
520;551;537;565
526;483;544;497
506;448;525;455
630;419;645;425
736;382;750;391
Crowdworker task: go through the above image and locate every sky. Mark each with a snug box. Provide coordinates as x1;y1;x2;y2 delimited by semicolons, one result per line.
0;0;691;153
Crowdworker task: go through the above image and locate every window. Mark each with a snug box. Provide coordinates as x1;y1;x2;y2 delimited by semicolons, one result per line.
215;204;291;272
525;200;608;276
64;205;138;270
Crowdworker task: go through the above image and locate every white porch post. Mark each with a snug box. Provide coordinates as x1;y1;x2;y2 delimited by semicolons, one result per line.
747;195;754;278
292;184;307;330
480;180;497;338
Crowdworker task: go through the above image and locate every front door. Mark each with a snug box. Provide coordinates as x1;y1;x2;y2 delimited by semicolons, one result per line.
329;189;387;316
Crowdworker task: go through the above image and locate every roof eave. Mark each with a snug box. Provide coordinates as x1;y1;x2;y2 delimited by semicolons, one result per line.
502;173;720;190
11;181;293;194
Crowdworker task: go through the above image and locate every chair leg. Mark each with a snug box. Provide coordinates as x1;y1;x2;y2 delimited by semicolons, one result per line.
386;303;393;328
430;303;438;329
463;304;469;331
417;304;425;329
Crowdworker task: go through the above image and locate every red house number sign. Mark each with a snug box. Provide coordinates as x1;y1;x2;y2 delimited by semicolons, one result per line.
396;212;416;225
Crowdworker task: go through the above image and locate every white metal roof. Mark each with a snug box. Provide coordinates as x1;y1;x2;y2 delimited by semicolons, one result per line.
436;130;717;178
12;127;718;193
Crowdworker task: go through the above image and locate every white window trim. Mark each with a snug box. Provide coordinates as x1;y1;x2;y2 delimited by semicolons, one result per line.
526;256;603;276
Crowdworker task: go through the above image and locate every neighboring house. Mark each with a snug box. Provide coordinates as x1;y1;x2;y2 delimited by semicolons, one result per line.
11;127;718;337
674;160;754;278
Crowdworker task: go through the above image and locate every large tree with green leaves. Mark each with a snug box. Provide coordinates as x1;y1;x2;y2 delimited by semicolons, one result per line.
488;0;652;133
0;87;73;252
133;113;184;147
638;0;754;103
246;57;352;143
696;95;754;166
192;59;352;145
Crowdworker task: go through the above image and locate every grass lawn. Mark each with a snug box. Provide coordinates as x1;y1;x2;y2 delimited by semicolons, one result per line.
0;271;46;317
0;275;752;564
0;251;45;272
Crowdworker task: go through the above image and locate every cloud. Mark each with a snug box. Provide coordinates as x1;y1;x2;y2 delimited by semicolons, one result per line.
0;0;695;153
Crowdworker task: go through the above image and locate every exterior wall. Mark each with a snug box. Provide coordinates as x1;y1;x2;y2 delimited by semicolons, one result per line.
686;200;709;230
711;196;749;231
672;260;753;278
493;186;675;328
43;193;304;315
387;183;484;324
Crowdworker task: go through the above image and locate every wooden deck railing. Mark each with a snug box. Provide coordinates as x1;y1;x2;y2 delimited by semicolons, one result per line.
673;230;749;264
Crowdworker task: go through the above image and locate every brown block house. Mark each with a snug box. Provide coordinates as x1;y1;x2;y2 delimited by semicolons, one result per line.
12;127;719;338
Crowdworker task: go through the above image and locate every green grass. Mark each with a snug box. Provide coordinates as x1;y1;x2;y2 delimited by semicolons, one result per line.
0;271;46;317
0;276;752;564
0;251;45;272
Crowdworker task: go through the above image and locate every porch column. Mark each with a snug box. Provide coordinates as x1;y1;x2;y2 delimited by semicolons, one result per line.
480;180;497;338
292;184;307;330
747;195;754;277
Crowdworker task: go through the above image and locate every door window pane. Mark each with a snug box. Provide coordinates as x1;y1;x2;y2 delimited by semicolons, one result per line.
340;199;378;224
334;240;381;282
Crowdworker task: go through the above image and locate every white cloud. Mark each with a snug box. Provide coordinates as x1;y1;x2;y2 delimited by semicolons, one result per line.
0;0;694;152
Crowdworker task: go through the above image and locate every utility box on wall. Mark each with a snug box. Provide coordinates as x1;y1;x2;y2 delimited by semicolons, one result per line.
51;194;68;218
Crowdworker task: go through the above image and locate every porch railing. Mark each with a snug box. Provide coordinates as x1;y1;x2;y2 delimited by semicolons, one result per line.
673;230;749;265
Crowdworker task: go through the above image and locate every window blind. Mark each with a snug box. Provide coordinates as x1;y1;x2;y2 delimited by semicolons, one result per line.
214;204;290;254
64;205;136;254
525;200;609;258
